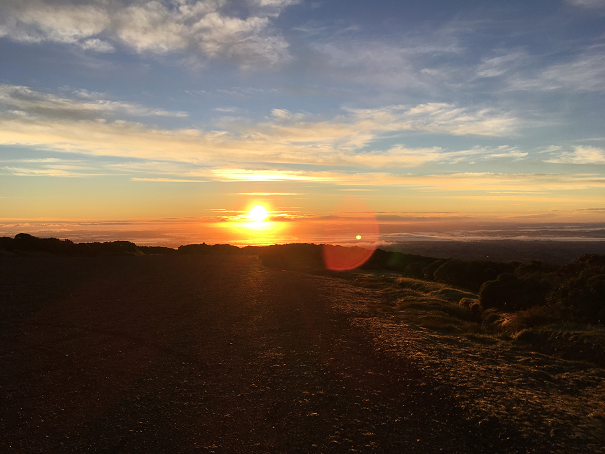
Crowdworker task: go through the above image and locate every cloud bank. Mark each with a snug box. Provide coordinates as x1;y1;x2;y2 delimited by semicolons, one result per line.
0;0;296;66
0;84;522;168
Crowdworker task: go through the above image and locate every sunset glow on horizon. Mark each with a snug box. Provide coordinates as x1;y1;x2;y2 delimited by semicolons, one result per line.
0;0;604;245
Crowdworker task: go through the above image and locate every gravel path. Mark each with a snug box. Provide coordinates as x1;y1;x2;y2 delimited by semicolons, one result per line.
0;255;532;453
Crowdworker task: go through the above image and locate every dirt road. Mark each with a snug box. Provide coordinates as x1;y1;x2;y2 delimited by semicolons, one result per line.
0;255;531;453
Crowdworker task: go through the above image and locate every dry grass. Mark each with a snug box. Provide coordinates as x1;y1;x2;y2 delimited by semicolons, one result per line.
339;271;605;452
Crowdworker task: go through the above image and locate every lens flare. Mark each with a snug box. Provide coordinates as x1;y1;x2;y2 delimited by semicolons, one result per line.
322;196;379;271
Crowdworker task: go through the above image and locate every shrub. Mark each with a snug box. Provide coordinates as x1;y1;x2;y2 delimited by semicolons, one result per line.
479;273;548;311
362;250;437;272
556;273;605;324
459;297;478;309
403;262;426;279
501;305;558;332
469;301;483;315
434;259;514;292
515;260;557;278
423;259;448;281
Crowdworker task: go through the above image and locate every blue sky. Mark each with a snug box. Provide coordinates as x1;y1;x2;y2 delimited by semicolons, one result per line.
1;0;605;243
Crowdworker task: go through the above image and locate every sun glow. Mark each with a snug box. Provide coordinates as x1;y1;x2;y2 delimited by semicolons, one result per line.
249;205;268;222
219;204;288;245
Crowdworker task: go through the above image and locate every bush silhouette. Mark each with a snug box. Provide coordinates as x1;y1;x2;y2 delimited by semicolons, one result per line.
556;272;605;323
178;243;240;254
361;249;437;272
4;234;147;256
479;273;549;311
403;262;427;279
423;259;448;280
434;259;514;292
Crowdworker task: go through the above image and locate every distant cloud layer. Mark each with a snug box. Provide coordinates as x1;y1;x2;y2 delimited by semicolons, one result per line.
0;84;522;169
0;0;295;66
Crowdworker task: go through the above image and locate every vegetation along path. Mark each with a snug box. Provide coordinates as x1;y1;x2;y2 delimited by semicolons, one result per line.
1;255;540;453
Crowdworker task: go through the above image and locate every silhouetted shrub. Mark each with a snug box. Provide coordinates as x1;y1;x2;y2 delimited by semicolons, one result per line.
3;234;149;256
178;243;241;254
11;233;79;255
138;246;177;255
555;272;605;323
80;241;143;256
361;250;437;272
515;260;558;278
434;259;514;292
479;273;550;311
469;301;483;315
403;262;426;279
422;258;448;280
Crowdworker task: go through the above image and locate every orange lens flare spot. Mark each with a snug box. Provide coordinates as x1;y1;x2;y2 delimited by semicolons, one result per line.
323;245;375;271
322;196;379;271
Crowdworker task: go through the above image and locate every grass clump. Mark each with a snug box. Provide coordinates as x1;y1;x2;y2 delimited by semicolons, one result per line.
431;287;477;303
347;259;605;367
396;277;439;293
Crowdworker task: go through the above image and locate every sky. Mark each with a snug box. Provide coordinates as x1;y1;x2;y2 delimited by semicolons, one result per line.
1;0;605;246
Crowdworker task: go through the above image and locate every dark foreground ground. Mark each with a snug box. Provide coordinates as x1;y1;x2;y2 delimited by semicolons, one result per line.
0;255;573;453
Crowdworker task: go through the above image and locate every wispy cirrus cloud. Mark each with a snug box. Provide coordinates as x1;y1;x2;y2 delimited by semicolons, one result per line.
509;49;605;92
238;192;300;195
310;34;462;89
131;177;207;183
476;51;527;79
546;146;605;164
209;168;605;192
344;103;518;137
0;84;522;168
1;165;99;177
0;0;296;66
0;84;187;120
566;0;605;10
211;168;319;181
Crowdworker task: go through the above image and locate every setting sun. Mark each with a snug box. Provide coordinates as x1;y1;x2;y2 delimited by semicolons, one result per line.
249;205;268;222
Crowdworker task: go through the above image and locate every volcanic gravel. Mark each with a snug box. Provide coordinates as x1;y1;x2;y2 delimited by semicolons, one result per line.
0;255;535;453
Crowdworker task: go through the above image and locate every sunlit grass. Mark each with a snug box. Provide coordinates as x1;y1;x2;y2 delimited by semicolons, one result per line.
342;270;605;446
349;271;605;363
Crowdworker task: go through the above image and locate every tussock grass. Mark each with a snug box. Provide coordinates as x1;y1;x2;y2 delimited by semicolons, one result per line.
352;271;605;368
346;272;605;449
431;287;477;303
396;277;440;293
